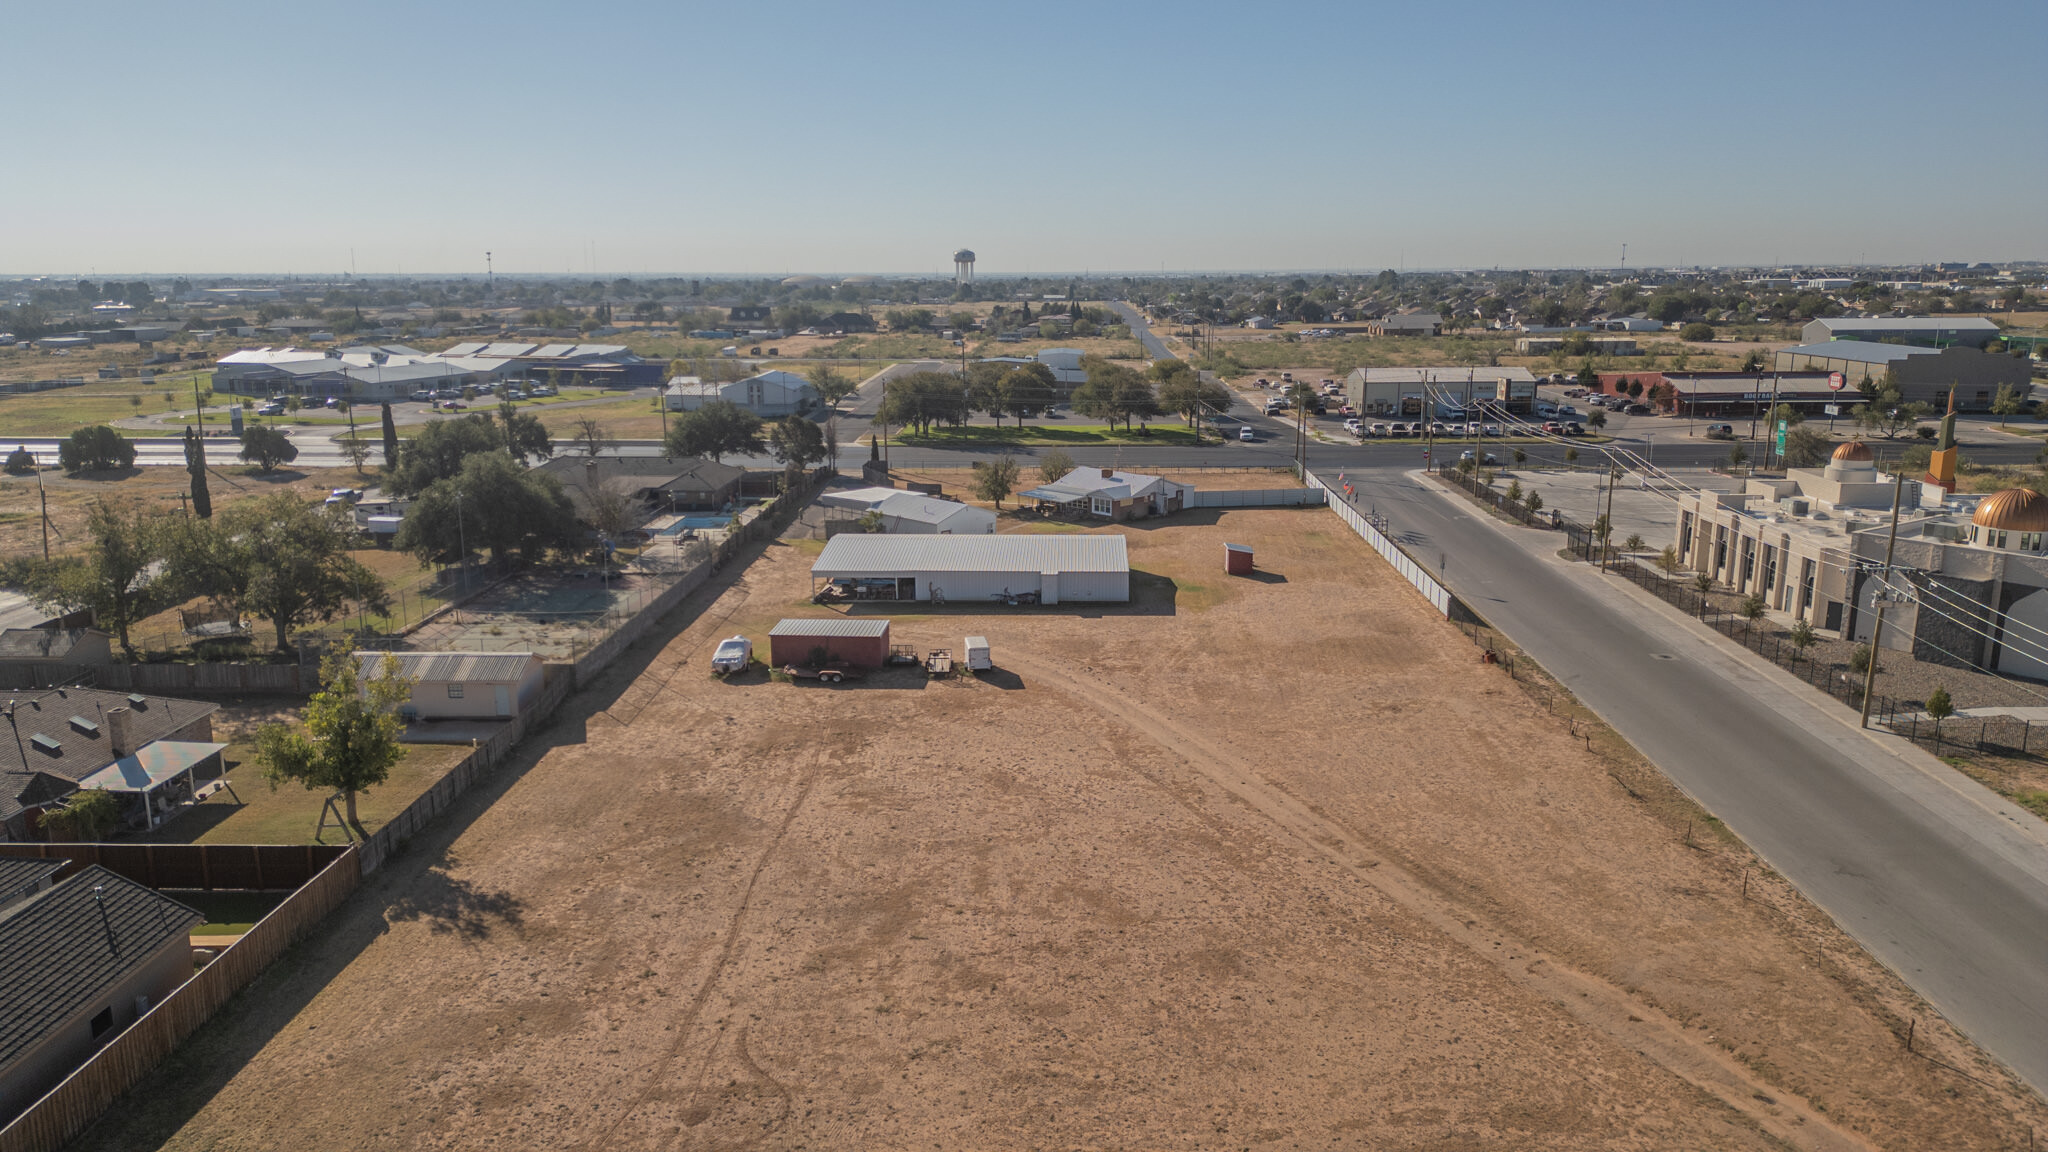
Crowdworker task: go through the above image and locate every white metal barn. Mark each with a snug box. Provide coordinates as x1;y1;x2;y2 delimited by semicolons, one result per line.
810;535;1128;604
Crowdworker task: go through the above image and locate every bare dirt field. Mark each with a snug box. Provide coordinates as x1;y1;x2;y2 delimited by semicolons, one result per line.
77;507;2047;1150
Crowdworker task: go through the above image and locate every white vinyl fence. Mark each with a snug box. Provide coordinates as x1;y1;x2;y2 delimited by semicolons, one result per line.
1187;488;1326;508
1305;472;1454;618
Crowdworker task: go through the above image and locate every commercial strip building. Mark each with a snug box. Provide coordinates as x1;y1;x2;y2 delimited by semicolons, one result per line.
1594;371;1842;417
1343;367;1538;417
212;340;659;399
1771;342;2029;409
1671;443;2048;679
810;534;1129;604
1800;316;2001;349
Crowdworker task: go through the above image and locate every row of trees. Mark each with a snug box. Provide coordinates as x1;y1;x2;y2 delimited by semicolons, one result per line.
870;360;1234;438
4;493;384;657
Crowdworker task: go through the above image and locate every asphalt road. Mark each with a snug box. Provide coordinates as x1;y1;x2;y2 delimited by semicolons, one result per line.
1109;300;1176;360
1331;461;2048;1095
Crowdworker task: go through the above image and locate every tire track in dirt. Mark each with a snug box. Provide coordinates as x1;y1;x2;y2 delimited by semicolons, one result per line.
599;572;755;728
574;748;826;1151
1002;650;1877;1152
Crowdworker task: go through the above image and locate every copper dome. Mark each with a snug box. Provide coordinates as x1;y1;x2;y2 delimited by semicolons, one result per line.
1831;440;1875;462
1973;488;2048;533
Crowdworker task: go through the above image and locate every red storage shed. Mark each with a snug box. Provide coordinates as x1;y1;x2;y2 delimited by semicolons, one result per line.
769;618;892;668
1224;543;1254;576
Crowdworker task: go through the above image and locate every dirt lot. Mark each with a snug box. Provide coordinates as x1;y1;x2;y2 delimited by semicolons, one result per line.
79;508;2046;1150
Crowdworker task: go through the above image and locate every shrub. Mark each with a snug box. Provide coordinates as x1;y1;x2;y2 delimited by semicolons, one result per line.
57;425;136;472
1680;322;1715;342
3;447;35;475
1850;644;1880;675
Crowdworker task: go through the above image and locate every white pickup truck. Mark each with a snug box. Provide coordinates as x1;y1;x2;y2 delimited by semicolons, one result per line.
710;635;752;675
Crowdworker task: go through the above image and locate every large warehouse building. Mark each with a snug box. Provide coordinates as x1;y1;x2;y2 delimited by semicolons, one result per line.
810;535;1129;604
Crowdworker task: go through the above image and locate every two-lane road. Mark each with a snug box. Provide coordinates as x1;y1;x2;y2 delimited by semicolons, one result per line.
1332;460;2048;1094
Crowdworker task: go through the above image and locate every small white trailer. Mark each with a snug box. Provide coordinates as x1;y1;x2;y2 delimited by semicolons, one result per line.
963;636;991;672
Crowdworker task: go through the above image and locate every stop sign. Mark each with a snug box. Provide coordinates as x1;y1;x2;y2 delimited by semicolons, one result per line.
1829;372;1845;391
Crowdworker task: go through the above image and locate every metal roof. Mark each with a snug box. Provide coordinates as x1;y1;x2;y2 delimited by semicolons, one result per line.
1347;366;1538;384
1813;317;1999;333
877;492;988;525
481;342;538;358
354;651;539;683
0;866;202;1071
769;619;892;637
441;342;488;357
1778;341;1927;364
813;534;1128;576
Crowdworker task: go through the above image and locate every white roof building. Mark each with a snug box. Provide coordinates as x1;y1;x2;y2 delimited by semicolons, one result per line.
664;369;818;416
1019;467;1192;520
811;534;1128;603
876;492;996;535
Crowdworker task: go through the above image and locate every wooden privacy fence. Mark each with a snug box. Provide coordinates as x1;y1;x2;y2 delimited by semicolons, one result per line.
76;662;308;696
0;848;361;1152
0;843;349;891
1305;471;1456;618
1187;488;1326;508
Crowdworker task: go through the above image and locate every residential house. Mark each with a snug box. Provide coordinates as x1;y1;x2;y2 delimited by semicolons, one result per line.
0;688;221;842
1369;310;1441;337
0;865;201;1124
874;493;997;535
535;455;746;520
1018;467;1191;521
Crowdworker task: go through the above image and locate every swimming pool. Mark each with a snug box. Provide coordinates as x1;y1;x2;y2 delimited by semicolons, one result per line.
659;515;734;533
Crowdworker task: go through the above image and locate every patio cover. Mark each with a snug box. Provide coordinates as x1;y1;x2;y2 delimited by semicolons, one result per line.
1019;482;1126;504
79;741;226;793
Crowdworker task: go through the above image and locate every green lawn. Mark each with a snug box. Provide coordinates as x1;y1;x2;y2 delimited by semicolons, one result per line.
0;374;213;435
141;742;472;846
173;890;289;934
891;423;1206;447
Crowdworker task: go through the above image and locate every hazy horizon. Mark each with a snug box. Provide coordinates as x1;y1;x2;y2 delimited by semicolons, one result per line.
4;0;2043;276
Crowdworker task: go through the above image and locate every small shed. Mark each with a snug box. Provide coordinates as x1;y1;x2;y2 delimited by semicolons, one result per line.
769;619;891;669
354;651;546;721
1224;543;1254;576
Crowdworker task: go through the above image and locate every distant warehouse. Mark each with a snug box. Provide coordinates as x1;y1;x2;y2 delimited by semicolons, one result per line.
810;534;1128;604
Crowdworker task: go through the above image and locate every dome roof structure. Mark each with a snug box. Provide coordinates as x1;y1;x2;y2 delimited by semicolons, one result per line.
1831;440;1875;462
1973;488;2048;533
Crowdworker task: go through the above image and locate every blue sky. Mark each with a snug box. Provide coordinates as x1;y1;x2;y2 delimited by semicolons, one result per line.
3;0;2043;275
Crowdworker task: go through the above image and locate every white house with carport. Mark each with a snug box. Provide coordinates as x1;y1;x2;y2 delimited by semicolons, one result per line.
811;534;1128;604
1020;467;1190;521
814;488;995;534
665;369;818;416
355;651;546;722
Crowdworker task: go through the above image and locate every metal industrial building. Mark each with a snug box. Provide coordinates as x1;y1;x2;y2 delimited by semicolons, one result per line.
1771;342;2029;409
1799;316;2000;349
810;535;1129;603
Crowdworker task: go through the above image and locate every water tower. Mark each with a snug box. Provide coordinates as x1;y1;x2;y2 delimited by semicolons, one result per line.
953;248;976;286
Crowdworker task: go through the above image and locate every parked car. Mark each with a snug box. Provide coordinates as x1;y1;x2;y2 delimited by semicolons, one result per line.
410;389;436;402
504;388;527;400
1627;403;1652;415
1464;422;1484;436
433;388;461;400
528;385;555;397
256;402;285;416
1541;421;1562;434
1368;422;1389;437
1482;423;1502;436
1343;418;1363;434
710;635;752;674
1564;422;1586;435
440;400;467;411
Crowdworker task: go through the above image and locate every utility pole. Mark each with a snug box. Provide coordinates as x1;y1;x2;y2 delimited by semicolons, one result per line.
455;490;469;598
36;465;49;560
1860;467;1908;728
1601;464;1622;573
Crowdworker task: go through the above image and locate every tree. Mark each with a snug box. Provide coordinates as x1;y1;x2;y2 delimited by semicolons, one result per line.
1781;425;1831;468
1587;408;1607;429
1512;447;1527;466
1002;364;1059;424
1694;572;1715;595
807;363;858;409
972;456;1021;509
1622;532;1645;553
380;402;400;472
1728;443;1749;467
44;787;118;841
1575;363;1600;391
9;500;170;657
1991;384;2030;428
1679;321;1715;342
57;426;136;473
183;426;212;518
1564;446;1579;466
1739;593;1767;636
497;403;553;464
1525;492;1543;513
1505;479;1524;504
395;452;579;569
876;372;968;436
1039;449;1076;484
665;399;765;462
1656;546;1680;579
4;446;34;476
767;415;826;477
1925;685;1954;752
823;418;840;470
572;416;609;457
238;425;299;473
177;492;389;651
255;651;414;837
391;414;508;495
1789;618;1815;660
1155;364;1232;434
340;435;370;476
